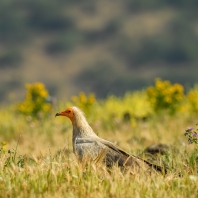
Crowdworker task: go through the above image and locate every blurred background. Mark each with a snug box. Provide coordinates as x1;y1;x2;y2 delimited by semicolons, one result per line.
1;0;198;103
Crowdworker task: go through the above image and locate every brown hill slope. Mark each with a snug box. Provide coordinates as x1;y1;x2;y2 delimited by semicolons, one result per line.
0;0;198;102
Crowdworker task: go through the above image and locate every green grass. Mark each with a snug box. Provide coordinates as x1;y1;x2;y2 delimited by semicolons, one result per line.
0;103;198;197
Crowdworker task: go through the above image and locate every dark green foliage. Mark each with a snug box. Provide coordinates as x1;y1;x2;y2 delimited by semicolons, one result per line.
75;62;143;98
84;19;121;43
0;0;75;44
126;0;198;11
116;16;198;68
0;51;22;68
45;32;80;55
26;0;74;31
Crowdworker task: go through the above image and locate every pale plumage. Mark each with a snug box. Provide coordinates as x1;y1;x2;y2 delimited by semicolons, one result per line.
56;106;165;173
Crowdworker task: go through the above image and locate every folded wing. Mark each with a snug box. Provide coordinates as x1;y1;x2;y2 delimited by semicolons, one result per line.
75;137;165;173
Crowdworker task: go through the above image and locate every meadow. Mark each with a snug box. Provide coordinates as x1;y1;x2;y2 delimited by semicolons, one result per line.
0;80;198;198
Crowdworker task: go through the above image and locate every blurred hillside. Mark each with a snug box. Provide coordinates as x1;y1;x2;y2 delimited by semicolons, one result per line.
1;0;198;102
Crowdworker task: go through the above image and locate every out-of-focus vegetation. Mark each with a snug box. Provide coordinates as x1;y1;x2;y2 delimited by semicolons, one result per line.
187;85;198;114
17;83;52;118
184;126;198;149
0;81;198;197
1;0;198;102
146;78;184;114
12;80;198;128
70;92;96;115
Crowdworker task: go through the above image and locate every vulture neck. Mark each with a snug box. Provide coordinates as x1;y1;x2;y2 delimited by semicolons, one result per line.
72;107;98;144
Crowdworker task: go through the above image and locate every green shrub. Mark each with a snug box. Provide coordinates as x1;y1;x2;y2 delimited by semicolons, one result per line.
187;85;198;114
146;78;184;114
17;82;52;118
70;92;96;115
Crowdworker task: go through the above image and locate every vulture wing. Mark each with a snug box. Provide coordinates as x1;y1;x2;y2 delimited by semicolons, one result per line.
75;137;165;173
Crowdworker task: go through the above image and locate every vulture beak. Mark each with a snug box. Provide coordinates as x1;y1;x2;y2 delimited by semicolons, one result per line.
55;111;68;117
55;112;60;117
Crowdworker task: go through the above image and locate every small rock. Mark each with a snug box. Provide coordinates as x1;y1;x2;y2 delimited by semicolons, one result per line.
144;143;169;155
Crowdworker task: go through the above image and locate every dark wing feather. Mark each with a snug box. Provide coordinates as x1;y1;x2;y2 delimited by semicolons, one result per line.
75;137;166;173
99;138;166;173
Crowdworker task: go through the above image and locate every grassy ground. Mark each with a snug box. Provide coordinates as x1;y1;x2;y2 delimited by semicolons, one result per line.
0;103;198;198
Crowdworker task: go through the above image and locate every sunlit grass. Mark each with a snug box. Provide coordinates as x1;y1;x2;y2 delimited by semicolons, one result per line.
0;148;197;198
0;89;198;197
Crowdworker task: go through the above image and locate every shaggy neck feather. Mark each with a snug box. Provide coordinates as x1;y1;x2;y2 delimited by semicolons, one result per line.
72;107;97;142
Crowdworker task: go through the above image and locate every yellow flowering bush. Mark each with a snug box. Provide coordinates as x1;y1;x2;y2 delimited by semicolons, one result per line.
187;85;198;114
146;78;184;114
17;82;52;118
94;91;151;129
70;92;96;114
102;91;151;118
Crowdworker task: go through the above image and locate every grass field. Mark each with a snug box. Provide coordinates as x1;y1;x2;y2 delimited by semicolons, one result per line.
0;87;198;198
